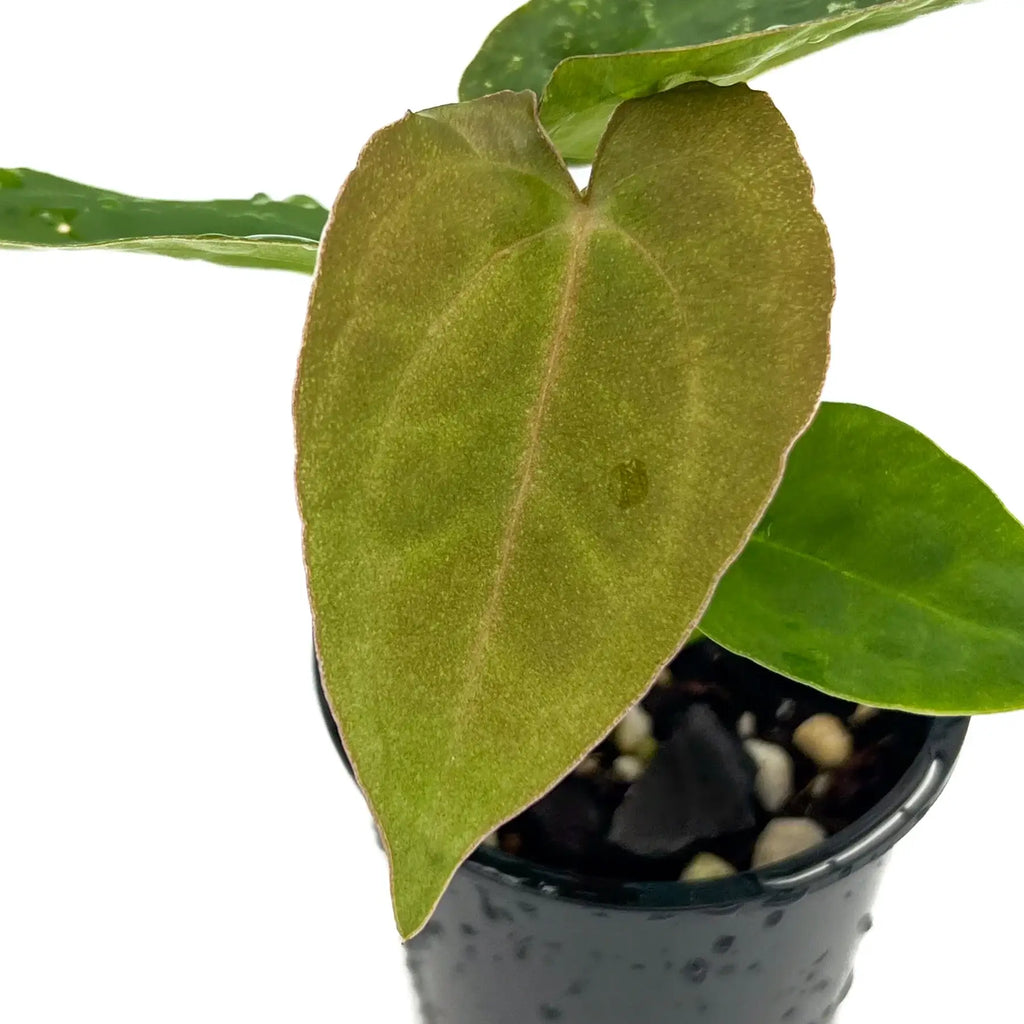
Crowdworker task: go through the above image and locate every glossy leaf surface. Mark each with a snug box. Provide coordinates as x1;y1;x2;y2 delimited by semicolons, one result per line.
0;168;326;272
295;84;833;937
461;0;967;161
701;403;1024;714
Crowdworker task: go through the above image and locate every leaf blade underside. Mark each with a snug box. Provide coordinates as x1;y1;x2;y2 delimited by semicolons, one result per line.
460;0;970;161
0;168;326;272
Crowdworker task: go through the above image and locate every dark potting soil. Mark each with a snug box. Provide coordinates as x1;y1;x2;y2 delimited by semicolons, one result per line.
488;639;930;883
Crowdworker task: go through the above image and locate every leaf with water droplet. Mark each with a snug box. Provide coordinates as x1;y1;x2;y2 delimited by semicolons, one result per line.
295;83;833;938
700;402;1024;713
461;0;972;161
0;169;327;272
284;194;322;210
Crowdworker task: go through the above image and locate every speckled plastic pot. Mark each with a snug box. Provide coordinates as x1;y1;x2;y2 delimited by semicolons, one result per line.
315;664;968;1024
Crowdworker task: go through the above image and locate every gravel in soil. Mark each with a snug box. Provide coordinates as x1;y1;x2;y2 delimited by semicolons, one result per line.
488;640;929;881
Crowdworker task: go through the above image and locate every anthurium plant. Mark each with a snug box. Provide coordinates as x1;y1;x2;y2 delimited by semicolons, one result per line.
3;0;1020;942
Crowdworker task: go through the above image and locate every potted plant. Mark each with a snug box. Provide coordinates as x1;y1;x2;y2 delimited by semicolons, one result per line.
2;2;1020;1022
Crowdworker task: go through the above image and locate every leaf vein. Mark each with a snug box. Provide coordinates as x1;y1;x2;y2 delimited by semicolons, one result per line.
750;533;1024;649
464;211;593;680
369;223;569;480
595;221;683;318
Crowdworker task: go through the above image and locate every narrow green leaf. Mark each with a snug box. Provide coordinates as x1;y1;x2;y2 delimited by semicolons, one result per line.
0;168;326;272
460;0;969;161
700;403;1024;714
295;84;833;937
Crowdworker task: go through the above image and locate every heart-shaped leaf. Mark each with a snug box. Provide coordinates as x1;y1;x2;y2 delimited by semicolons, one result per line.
0;168;326;272
295;83;834;938
700;402;1024;714
461;0;969;161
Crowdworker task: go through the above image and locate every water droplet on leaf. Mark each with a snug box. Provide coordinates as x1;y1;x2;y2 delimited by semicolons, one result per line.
33;206;78;238
285;193;321;210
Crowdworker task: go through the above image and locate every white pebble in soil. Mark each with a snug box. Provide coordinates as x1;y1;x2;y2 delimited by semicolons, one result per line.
776;698;797;721
752;817;827;869
737;711;756;739
574;754;601;778
809;772;832;799
480;832;500;849
635;735;659;762
793;713;854;769
850;704;880;727
681;852;737;882
612;754;646;783
614;705;653;755
743;738;795;813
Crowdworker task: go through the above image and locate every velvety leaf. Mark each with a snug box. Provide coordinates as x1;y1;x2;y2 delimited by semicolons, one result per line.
700;403;1024;714
460;0;968;161
295;84;833;938
0;168;325;272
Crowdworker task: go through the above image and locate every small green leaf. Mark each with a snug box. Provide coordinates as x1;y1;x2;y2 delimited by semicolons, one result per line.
461;0;969;161
0;168;326;272
700;403;1024;714
295;84;833;937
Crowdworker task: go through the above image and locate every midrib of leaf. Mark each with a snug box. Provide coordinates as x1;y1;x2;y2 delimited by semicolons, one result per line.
463;204;595;695
453;207;698;714
749;532;1024;649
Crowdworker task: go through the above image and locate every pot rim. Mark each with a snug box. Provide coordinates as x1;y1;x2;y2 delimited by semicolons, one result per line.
467;714;969;911
314;650;969;913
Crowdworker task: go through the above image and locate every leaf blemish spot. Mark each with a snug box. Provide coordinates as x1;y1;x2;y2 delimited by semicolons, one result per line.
610;459;650;510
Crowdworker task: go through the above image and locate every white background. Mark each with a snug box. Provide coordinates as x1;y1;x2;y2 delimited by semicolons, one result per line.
1;1;1022;1021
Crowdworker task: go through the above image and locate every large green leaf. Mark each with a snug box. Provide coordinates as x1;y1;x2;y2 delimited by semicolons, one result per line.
700;403;1024;714
0;168;326;272
461;0;969;161
295;83;833;937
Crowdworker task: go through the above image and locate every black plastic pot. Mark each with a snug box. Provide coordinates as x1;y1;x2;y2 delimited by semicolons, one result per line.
315;663;968;1024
